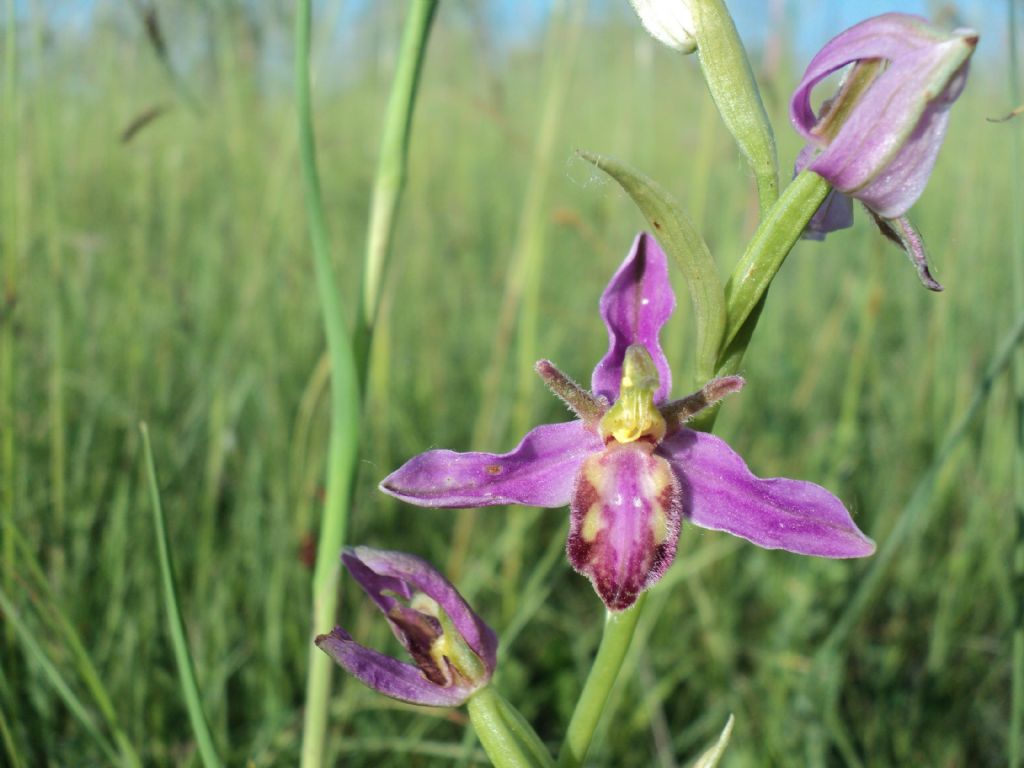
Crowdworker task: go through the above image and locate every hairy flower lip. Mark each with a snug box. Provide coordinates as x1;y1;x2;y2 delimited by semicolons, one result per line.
380;233;874;611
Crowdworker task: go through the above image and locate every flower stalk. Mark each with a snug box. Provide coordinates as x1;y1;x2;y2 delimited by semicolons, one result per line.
715;170;831;376
692;0;779;215
295;1;436;765
626;0;779;214
355;0;439;378
556;597;646;768
294;0;361;760
468;686;555;768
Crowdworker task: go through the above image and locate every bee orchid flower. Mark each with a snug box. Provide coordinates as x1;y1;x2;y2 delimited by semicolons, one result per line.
381;234;875;611
315;547;497;706
791;13;977;289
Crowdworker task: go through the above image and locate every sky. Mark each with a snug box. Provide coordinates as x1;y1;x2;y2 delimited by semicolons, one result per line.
35;0;1011;66
482;0;1003;59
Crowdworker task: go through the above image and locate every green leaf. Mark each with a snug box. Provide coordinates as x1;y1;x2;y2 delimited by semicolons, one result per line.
578;150;726;383
692;714;735;768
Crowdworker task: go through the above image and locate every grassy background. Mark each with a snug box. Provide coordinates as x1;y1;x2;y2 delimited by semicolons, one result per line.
2;2;1018;765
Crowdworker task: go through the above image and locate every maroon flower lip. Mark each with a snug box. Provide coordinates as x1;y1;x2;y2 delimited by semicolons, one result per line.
380;233;875;612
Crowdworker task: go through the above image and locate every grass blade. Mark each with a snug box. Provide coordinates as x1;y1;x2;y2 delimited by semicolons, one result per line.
822;309;1024;653
297;2;437;764
10;526;140;765
0;586;119;764
140;423;224;768
0;669;24;768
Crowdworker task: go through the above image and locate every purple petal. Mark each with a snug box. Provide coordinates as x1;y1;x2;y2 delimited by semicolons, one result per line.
869;212;943;291
341;551;447;682
790;13;976;218
567;441;681;611
849;61;969;217
316;628;475;707
804;188;855;240
791;13;959;139
660;430;875;558
379;420;603;509
793;142;817;174
591;233;676;404
343;547;498;672
795;144;854;240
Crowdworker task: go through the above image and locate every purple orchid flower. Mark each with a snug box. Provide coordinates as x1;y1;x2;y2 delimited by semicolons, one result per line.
315;546;497;707
380;234;874;612
791;13;977;288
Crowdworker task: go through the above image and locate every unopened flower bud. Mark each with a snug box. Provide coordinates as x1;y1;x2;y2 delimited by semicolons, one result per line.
628;0;697;54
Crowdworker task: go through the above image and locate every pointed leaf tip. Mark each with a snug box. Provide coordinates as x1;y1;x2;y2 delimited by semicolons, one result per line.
577;149;726;380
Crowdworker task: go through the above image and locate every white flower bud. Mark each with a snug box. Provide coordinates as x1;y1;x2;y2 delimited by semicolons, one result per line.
628;0;697;54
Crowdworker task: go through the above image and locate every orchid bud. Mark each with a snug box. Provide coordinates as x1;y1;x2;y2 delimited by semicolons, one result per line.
315;547;497;707
628;0;697;54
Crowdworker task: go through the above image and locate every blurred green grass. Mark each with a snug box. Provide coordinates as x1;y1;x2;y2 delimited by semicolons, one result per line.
2;3;1017;766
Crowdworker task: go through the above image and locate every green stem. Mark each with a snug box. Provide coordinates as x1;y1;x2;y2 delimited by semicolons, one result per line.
717;171;830;372
686;172;829;436
295;1;363;765
354;0;438;379
693;0;778;215
468;686;555;768
556;595;646;768
297;3;436;765
2;0;17;649
140;425;223;768
1007;0;1024;764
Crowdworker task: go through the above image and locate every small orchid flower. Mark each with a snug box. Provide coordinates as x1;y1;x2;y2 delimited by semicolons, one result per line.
791;13;977;289
381;234;874;612
315;547;497;707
